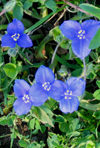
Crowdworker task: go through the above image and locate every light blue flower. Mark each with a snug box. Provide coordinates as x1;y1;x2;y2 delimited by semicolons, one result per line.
29;65;64;106
1;18;33;48
60;20;100;59
55;77;86;114
13;79;32;115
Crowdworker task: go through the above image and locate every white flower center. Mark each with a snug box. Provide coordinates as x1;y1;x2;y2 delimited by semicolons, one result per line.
42;82;51;91
77;30;85;40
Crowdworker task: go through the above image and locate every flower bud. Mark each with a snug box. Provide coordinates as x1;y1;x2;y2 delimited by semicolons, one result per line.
4;0;16;12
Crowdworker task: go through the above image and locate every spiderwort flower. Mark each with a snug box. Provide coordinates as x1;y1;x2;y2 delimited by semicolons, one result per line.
55;77;86;114
1;18;33;48
13;79;32;115
60;20;100;59
29;65;64;106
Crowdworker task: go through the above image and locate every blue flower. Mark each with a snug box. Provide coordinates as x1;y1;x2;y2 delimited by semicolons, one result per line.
60;20;100;59
13;79;32;115
1;18;33;48
55;77;86;114
29;65;64;106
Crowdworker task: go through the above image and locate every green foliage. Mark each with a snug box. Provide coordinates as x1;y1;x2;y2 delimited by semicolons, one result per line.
1;0;100;148
79;3;100;19
89;28;100;49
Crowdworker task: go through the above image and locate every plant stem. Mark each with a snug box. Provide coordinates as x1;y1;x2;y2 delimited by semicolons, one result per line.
65;1;92;16
51;43;60;64
83;58;86;81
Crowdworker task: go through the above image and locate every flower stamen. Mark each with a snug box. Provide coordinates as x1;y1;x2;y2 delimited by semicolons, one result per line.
22;94;30;103
64;90;72;99
77;30;85;40
42;82;51;91
11;33;20;41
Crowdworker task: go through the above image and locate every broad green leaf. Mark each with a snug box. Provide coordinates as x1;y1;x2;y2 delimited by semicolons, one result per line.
59;122;70;133
93;89;100;100
86;140;95;148
79;3;100;19
33;107;54;127
45;0;57;12
93;110;100;119
89;28;100;49
29;118;35;129
0;116;7;125
4;63;17;78
13;4;23;20
19;139;28;147
96;80;100;88
23;0;33;10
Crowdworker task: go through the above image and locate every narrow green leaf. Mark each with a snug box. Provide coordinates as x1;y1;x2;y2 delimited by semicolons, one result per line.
79;3;100;19
80;99;100;110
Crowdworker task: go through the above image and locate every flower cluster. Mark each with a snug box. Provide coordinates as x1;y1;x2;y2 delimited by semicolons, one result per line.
1;18;33;48
13;65;86;115
60;20;100;59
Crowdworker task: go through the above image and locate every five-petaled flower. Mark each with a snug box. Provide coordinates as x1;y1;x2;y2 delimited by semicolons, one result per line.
13;79;33;115
1;18;33;48
29;65;64;106
54;77;86;114
60;20;100;59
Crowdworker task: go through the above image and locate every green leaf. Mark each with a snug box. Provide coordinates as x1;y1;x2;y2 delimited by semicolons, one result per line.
93;110;100;119
79;3;100;19
96;80;100;88
4;63;17;78
89;28;100;49
33;107;54;127
29;118;35;129
59;122;70;133
19;139;28;147
80;99;100;110
0;116;7;125
13;4;23;20
4;0;16;12
86;140;95;148
23;0;33;10
93;89;100;100
45;0;57;12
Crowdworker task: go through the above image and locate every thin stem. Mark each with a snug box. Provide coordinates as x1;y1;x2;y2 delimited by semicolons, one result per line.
65;1;92;16
0;10;5;16
51;43;60;64
83;58;86;81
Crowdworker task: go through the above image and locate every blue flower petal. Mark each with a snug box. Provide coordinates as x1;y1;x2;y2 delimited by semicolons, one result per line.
82;19;100;40
7;18;24;35
72;37;91;59
17;34;33;47
59;96;79;114
66;77;86;97
29;83;48;106
1;34;15;48
48;80;65;101
60;20;81;40
35;65;54;84
14;79;30;98
13;97;32;115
